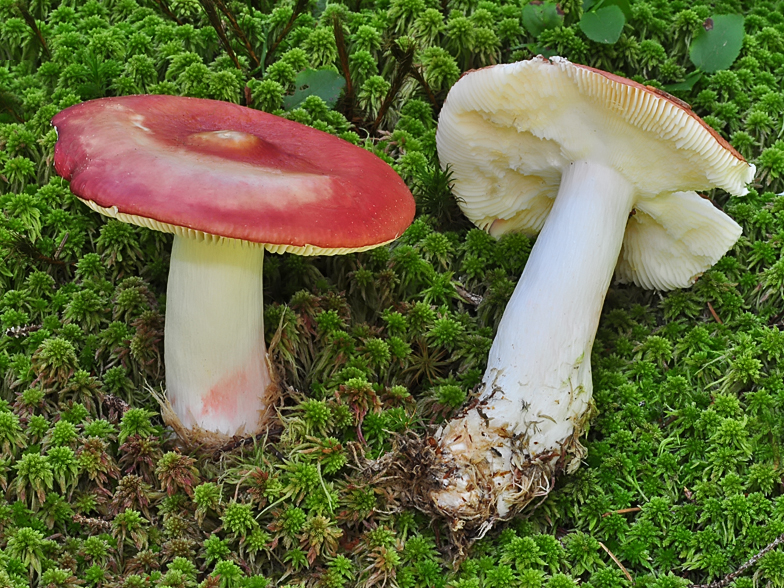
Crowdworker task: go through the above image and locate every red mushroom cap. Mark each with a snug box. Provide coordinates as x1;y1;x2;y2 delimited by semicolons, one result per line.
52;95;415;255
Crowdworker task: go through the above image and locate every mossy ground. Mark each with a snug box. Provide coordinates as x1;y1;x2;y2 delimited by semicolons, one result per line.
2;0;784;587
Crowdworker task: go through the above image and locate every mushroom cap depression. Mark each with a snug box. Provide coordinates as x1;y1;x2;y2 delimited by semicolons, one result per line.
436;56;757;290
52;95;415;254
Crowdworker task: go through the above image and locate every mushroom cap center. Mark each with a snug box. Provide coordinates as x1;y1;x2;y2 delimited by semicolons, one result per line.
186;130;261;150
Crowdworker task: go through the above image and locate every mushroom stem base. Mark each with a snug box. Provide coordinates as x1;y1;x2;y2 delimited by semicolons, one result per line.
164;235;273;438
430;160;635;523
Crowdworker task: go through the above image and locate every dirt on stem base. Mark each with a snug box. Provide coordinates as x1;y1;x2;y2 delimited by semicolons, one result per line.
367;401;592;544
148;369;279;453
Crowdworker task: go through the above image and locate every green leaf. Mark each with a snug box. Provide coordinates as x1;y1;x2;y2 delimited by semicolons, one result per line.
522;1;564;37
579;5;625;44
283;68;346;110
314;0;328;17
583;0;631;20
689;14;744;73
602;0;631;20
662;71;703;92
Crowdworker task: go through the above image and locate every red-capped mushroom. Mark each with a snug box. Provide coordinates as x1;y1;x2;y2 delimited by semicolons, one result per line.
52;95;415;443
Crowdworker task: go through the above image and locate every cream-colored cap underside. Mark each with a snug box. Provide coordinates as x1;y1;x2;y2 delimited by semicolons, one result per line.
436;56;754;290
81;198;391;256
615;190;741;290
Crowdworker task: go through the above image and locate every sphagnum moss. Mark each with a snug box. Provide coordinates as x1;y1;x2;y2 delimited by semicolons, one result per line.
3;0;784;584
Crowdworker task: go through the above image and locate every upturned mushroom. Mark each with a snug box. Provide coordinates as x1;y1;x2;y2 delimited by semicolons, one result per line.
52;95;414;444
431;57;756;525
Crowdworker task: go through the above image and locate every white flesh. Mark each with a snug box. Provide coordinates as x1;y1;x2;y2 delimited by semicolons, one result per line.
432;160;637;518
164;235;271;436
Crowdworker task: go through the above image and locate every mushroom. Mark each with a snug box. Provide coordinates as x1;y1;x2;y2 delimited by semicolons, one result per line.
52;95;414;443
431;57;755;524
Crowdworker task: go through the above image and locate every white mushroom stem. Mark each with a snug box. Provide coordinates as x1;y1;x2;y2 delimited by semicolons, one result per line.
432;160;636;519
164;235;272;437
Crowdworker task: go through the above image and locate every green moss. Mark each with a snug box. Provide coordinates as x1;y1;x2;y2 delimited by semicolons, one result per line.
3;0;784;582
